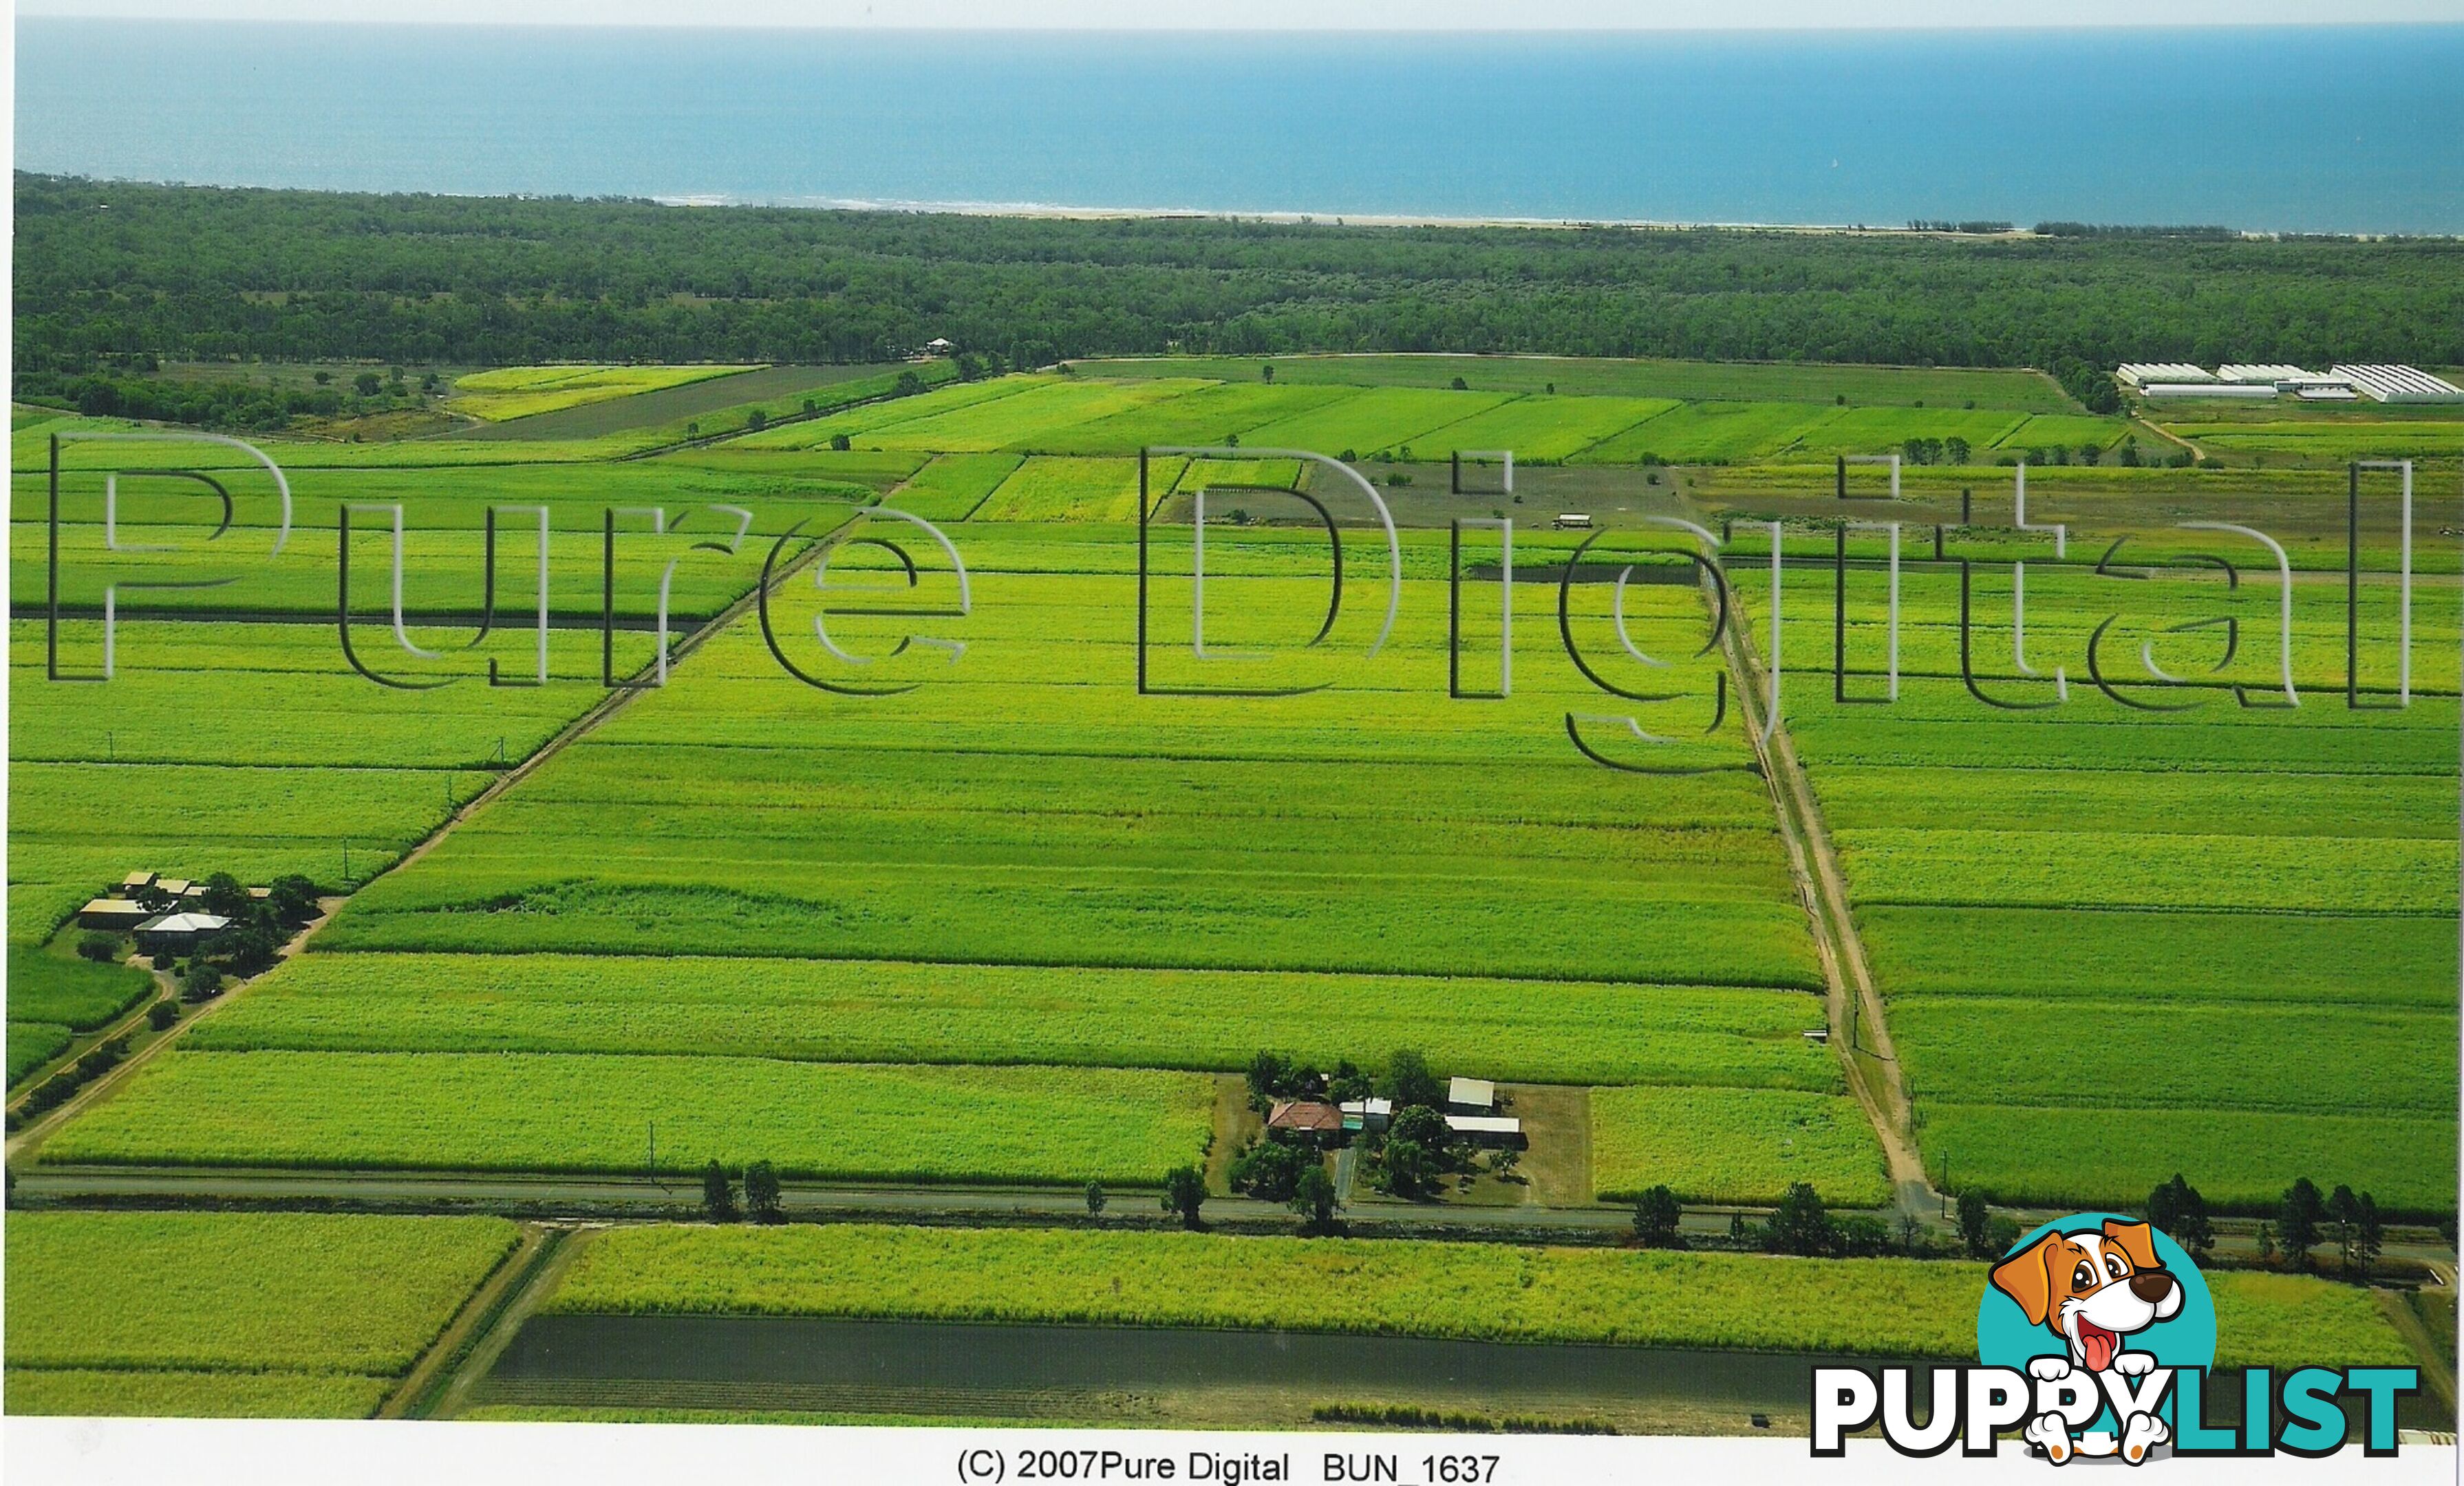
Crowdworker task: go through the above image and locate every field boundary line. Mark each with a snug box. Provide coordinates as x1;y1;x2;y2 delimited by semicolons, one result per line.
1707;554;1938;1223
400;1225;572;1421
381;1222;546;1419
2376;1288;2458;1418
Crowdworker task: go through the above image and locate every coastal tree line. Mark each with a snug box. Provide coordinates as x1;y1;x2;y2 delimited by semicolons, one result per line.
16;173;2463;382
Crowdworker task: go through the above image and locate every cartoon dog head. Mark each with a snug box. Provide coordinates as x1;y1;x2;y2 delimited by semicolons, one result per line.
1991;1218;2183;1373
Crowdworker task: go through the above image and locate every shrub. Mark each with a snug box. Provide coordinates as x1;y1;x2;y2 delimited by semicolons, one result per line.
1380;1139;1435;1200
1389;1104;1450;1150
1836;1215;1894;1257
1293;1165;1338;1235
148;1000;182;1031
199;873;250;918
1161;1165;1206;1229
268;875;319;925
76;932;122;963
1958;1192;1993;1258
702;1159;738;1221
1766;1181;1839;1257
2280;1177;2326;1271
744;1160;782;1222
1230;1138;1311;1203
2149;1173;2214;1261
1633;1185;1684;1249
1385;1051;1443;1112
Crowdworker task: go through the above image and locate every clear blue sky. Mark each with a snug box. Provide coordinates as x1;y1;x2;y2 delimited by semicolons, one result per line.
20;1;2464;28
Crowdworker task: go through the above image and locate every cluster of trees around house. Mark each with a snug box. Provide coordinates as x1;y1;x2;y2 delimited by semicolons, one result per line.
1228;1048;1515;1220
77;871;320;1000
17;174;2461;379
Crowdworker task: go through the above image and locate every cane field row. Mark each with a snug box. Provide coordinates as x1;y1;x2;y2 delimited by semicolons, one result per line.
7;1022;75;1086
536;1223;2412;1370
42;1055;1221;1184
312;550;1813;987
188;953;1837;1092
8;938;156;1083
1722;552;2461;1212
1698;466;2456;576
5;1212;518;1418
1728;564;2459;696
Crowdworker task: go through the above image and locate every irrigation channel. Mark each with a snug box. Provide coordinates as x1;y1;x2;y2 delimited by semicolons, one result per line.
474;1314;1933;1432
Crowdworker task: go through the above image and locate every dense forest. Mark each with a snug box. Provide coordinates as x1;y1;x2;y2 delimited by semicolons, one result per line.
15;173;2462;380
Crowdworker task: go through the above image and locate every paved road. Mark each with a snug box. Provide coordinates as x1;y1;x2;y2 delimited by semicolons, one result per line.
9;1165;1742;1236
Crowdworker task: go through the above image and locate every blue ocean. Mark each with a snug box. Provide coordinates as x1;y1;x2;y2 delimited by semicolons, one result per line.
14;20;2464;234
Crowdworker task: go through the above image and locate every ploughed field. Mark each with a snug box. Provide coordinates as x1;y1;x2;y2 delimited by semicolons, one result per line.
38;514;1887;1203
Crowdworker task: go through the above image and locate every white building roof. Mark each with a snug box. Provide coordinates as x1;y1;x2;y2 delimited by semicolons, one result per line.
2140;383;2276;399
1338;1098;1393;1117
135;912;231;935
1445;1115;1522;1136
2331;365;2464;403
2117;363;2212;386
2216;363;2323;384
1448;1077;1497;1108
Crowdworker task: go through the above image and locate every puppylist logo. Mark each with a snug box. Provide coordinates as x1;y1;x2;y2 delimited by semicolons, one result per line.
1812;1214;2419;1463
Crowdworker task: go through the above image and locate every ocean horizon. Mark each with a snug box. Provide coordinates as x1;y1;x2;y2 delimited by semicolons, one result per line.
15;19;2464;235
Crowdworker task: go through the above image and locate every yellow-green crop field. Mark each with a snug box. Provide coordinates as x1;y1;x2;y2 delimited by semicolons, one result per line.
10;353;2456;1418
5;1212;518;1417
451;365;761;422
34;512;1869;1197
1731;553;2461;1212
